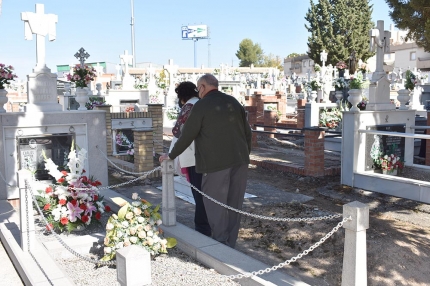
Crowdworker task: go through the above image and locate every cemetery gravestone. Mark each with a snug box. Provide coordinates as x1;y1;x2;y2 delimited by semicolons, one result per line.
365;124;405;171
21;4;62;112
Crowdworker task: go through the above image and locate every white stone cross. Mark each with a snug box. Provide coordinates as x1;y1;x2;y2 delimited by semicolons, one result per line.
369;20;391;81
163;59;178;87
21;4;58;71
120;50;133;76
74;47;90;68
320;50;328;67
94;63;104;76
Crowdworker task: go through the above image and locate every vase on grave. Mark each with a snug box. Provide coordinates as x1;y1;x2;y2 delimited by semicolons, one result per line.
335;90;343;104
76;87;89;111
347;89;362;112
309;90;317;103
397;89;411;110
0;89;8;113
338;69;345;78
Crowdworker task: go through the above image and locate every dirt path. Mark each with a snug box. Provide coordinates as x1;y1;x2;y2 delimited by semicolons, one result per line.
150;136;430;285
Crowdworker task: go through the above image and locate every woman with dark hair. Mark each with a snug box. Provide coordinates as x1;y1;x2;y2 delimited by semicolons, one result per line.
168;81;211;237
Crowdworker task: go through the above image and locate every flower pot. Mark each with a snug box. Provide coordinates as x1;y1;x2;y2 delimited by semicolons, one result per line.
76;87;89;111
309;91;317;103
335;91;343;104
397;89;411;110
0;89;8;113
347;89;362;112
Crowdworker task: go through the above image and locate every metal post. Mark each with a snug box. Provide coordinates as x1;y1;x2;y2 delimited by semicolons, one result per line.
130;0;136;67
161;160;176;226
342;201;369;286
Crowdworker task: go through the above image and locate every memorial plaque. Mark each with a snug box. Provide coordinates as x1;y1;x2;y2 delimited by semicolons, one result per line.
18;134;74;180
365;124;405;171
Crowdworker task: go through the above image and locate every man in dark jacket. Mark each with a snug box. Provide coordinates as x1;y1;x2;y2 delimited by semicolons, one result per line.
159;73;251;248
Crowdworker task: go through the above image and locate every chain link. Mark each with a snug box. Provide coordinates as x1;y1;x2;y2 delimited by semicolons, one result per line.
226;215;351;280
25;179;116;266
96;145;158;176
180;176;343;222
67;166;162;191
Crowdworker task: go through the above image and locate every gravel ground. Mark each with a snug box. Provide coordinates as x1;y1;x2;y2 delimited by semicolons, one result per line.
33;211;239;286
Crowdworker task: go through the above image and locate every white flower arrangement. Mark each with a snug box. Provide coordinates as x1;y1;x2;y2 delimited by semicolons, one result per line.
100;193;176;261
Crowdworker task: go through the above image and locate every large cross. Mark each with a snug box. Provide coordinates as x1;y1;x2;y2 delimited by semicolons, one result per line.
369;20;391;81
120;50;133;76
21;4;58;71
74;47;90;68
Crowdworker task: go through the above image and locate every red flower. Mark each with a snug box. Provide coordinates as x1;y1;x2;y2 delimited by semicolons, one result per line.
57;177;65;183
81;215;89;223
59;199;67;205
105;205;111;212
91;181;102;187
46;223;53;231
93;195;98;201
71;199;78;206
45;187;53;194
80;204;87;210
95;212;101;220
82;169;86;173
60;217;69;225
61;170;68;176
43;204;50;210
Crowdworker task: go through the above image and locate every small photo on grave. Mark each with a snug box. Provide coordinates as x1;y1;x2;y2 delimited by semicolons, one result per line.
18;134;74;181
115;129;134;155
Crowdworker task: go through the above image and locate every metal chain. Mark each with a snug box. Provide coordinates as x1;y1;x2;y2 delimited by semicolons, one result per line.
25;179;116;266
226;216;351;280
67;166;162;191
24;180;54;285
180;177;343;222
153;138;170;150
96;145;155;176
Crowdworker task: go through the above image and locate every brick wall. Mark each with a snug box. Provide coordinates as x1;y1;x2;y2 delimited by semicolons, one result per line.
304;127;325;177
148;104;163;156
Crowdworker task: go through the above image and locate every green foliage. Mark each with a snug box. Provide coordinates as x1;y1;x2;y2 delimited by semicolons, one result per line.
386;0;430;52
261;53;283;69
305;0;375;66
404;70;417;91
235;38;264;67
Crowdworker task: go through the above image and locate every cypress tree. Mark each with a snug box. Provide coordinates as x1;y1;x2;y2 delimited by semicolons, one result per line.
305;0;375;66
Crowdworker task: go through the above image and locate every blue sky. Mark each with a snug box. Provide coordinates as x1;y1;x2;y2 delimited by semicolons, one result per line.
0;0;394;79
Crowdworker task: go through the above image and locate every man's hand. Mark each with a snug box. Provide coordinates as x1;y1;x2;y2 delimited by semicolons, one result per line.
159;153;170;163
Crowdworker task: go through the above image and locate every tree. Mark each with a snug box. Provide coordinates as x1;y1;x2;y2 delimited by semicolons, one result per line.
386;0;430;52
235;38;264;67
261;53;283;70
305;0;374;66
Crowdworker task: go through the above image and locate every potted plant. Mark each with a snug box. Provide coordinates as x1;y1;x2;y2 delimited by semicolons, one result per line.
319;107;342;130
375;154;404;175
0;63;18;112
397;70;416;110
314;63;321;72
347;72;365;111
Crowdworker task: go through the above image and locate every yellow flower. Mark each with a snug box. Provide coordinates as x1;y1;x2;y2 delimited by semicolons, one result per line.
125;212;134;220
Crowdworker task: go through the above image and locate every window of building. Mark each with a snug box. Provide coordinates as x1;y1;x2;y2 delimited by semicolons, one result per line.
303;61;307;67
410;52;416;61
